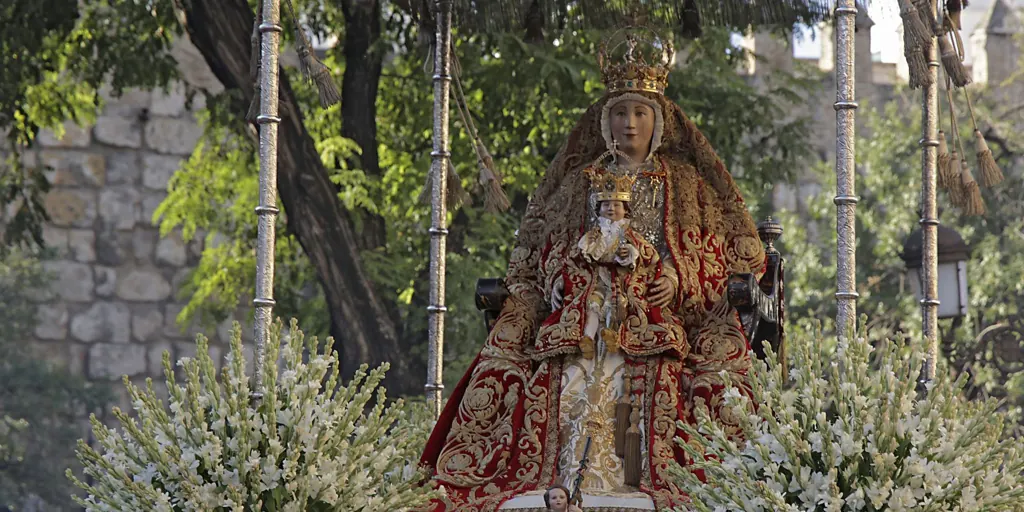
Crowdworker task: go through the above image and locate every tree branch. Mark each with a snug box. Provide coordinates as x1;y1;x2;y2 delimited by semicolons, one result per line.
176;0;415;394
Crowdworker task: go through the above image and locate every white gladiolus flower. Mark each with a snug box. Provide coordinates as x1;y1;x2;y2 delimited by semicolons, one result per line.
669;325;1024;511
68;319;441;511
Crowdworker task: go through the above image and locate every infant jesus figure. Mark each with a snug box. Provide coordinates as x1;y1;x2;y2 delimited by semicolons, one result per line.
537;167;687;361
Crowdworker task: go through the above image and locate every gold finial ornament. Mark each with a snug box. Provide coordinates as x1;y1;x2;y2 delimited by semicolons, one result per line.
585;167;637;202
598;26;674;95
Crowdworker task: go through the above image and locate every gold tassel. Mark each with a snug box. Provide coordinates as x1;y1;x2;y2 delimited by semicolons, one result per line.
900;0;933;48
904;32;932;89
418;159;469;211
624;398;642;486
937;131;952;190
948;151;965;207
450;51;509;214
476;142;511;213
913;0;942;36
973;129;1003;188
939;35;971;87
297;45;342;108
579;335;596;360
960;160;985;216
284;0;340;108
601;327;620;353
614;373;632;457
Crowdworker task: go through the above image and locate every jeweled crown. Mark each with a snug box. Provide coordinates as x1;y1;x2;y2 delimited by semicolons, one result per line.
585;166;637;203
598;27;674;95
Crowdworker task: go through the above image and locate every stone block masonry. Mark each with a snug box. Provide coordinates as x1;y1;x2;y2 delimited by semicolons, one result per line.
11;39;253;418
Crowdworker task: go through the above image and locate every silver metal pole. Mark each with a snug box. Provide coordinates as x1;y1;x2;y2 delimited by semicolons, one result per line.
252;0;283;402
834;1;859;339
425;0;453;419
921;1;941;382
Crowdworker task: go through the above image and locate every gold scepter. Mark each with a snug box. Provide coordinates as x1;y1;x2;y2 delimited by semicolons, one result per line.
569;436;592;507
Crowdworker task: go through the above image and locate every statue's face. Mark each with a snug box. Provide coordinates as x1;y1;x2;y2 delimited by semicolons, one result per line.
546;488;568;511
609;99;656;159
599;200;627;221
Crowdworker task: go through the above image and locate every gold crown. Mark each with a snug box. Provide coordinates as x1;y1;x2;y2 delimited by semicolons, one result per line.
585;167;637;203
598;27;674;94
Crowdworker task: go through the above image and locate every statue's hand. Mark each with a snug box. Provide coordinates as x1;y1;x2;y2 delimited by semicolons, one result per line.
648;276;675;308
551;278;565;311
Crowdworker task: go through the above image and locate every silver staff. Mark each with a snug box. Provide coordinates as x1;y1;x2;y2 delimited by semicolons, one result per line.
834;0;859;340
252;0;283;402
920;1;941;382
426;0;453;419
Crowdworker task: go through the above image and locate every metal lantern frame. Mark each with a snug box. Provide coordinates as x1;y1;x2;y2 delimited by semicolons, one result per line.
903;224;970;321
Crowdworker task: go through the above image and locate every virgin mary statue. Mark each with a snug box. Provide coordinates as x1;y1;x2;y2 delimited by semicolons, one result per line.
419;28;766;512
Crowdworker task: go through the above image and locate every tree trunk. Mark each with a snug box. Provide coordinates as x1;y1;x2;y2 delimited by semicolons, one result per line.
340;0;387;252
176;0;418;395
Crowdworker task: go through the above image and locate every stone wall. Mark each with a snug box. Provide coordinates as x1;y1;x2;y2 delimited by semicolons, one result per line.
759;7;1022;213
13;40;244;413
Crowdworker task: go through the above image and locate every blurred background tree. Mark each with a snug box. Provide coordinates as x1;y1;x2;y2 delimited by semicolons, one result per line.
0;250;111;508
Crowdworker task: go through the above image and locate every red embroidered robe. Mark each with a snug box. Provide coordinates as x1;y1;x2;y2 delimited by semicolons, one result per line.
419;159;764;511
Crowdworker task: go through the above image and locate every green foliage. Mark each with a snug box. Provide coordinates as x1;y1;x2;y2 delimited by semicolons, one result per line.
1;0;180;250
781;99;923;338
69;319;440;511
779;88;1024;426
0;250;111;509
154;95;330;338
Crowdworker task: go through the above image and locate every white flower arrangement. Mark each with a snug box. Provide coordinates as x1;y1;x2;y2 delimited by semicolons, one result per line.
68;319;440;512
671;327;1024;511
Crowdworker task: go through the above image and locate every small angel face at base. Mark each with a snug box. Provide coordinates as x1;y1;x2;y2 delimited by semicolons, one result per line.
544;486;569;511
609;100;656;161
598;200;628;222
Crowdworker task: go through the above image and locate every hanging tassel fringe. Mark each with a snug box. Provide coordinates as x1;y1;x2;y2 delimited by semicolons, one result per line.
297;45;342;108
419;159;469;211
903;30;932;89
900;0;933;49
961;88;1003;188
476;142;511;213
451;52;510;213
960;160;985;216
913;0;942;36
624;398;642;487
948;152;965;207
938;35;971;87
937;131;952;190
614;373;632;458
974;129;1003;187
284;0;340;109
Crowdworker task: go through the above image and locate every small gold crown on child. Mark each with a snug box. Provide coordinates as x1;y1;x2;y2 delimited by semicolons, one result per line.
585;167;637;202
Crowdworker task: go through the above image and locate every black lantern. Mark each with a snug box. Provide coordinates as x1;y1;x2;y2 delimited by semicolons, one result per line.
900;225;970;319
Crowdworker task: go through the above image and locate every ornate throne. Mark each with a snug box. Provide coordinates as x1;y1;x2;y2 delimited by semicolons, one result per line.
474;217;786;368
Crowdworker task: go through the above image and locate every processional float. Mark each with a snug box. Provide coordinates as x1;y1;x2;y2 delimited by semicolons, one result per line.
237;0;1013;507
246;0;861;479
